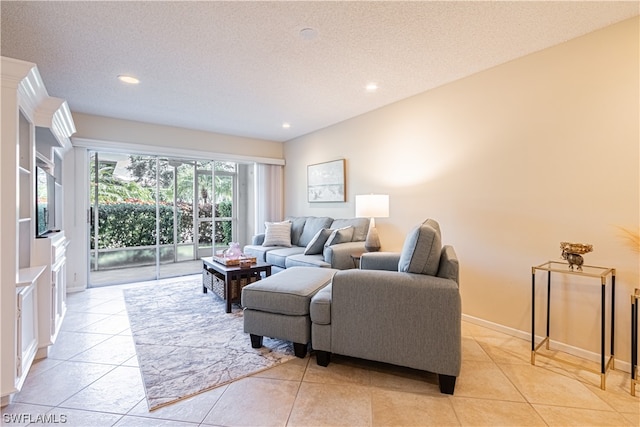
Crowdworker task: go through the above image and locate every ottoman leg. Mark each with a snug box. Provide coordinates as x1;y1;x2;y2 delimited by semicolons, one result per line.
250;334;263;348
293;342;308;358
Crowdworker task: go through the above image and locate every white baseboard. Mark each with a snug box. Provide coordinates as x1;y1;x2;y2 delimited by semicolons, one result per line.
462;314;632;374
66;283;86;293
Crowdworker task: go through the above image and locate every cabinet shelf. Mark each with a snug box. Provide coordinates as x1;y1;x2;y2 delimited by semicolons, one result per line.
17;265;46;289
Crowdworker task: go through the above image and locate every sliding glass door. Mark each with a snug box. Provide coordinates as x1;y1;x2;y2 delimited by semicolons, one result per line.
88;152;239;287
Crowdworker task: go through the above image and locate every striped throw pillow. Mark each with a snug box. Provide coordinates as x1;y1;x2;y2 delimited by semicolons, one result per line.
262;221;292;247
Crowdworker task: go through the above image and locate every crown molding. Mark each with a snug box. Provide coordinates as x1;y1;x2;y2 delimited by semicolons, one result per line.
1;56;76;151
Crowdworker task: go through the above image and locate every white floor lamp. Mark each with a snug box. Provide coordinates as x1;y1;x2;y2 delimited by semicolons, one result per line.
355;194;389;252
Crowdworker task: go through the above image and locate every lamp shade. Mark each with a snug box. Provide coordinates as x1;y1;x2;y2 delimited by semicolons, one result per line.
355;194;389;218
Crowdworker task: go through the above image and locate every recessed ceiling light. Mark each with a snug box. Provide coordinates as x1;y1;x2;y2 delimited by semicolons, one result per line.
282;122;291;129
299;28;318;40
118;75;140;85
365;82;378;92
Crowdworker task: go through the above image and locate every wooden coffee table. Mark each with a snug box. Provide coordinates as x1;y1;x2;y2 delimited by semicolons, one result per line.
202;257;272;313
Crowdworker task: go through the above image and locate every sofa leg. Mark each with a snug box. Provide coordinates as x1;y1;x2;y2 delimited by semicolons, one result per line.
438;374;456;395
293;342;307;358
250;334;263;349
316;351;331;367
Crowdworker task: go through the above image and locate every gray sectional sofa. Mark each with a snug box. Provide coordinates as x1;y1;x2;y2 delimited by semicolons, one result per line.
243;216;369;272
241;218;461;394
310;218;461;394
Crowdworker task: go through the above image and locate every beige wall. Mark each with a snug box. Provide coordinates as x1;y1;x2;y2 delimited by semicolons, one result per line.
284;18;639;364
72;112;284;161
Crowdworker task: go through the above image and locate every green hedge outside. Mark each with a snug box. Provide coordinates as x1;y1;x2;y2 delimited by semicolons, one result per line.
93;201;232;250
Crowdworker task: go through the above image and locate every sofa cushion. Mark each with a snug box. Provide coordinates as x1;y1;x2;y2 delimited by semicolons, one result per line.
325;226;354;246
286;253;331;269
243;244;280;262
285;216;307;246
304;228;332;255
266;247;305;268
263;221;292;247
330;218;370;242
241;267;337;316
298;217;334;247
398;219;442;276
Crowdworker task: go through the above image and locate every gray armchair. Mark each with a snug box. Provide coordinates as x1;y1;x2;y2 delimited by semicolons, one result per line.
310;219;461;394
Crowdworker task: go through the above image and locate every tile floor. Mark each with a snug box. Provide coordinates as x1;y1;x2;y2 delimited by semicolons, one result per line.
2;276;639;426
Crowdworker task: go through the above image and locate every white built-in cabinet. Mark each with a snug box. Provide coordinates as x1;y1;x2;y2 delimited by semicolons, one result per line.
1;56;75;406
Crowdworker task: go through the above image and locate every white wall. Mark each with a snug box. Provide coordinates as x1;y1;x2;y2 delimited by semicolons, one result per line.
72;113;284;162
284;18;639;365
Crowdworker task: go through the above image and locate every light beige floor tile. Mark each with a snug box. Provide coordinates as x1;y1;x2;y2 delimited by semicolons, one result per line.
79;313;131;335
532;347;609;388
500;363;613;411
475;335;531;365
451;396;546;426
88;298;129;315
461;321;514;339
302;354;371;386
46;331;111;360
60;312;112;332
372;388;459;426
113;415;198;426
202;377;299;426
251;355;309;381
367;362;440;395
127;386;225;424
287;382;371;427
122;355;140;367
462;336;493;362
454;360;525;402
1;402;53;427
71;334;136;365
26;357;64;377
533;404;634;426
583;369;640;414
621;410;640;426
44;407;124;426
59;366;145;414
66;295;125;312
117;328;133;337
12;361;115;407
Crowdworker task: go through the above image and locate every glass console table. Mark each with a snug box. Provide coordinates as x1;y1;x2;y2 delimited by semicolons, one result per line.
632;288;639;396
531;261;616;390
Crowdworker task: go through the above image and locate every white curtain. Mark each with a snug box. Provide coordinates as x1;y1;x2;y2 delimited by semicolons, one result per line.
254;163;284;233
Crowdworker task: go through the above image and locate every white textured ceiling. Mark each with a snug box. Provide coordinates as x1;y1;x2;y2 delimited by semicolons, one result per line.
1;1;638;142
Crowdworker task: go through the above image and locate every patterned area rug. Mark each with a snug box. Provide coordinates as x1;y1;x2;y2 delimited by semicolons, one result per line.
123;277;296;411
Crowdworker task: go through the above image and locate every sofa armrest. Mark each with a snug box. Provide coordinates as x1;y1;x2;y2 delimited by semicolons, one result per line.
328;269;461;376
323;241;366;269
360;252;400;271
251;233;265;246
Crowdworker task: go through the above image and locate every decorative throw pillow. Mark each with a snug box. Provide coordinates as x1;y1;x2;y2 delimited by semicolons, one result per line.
304;228;332;255
324;226;354;247
262;221;292;247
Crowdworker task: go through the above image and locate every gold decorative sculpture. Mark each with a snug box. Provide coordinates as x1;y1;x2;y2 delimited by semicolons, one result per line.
560;242;593;271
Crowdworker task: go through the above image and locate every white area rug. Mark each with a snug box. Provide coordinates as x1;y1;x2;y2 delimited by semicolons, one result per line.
123;277;296;411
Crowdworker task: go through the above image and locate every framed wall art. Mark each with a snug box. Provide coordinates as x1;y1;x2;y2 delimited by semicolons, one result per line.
307;159;346;202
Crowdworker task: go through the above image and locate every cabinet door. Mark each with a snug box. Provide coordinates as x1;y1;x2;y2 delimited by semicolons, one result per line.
17;285;38;380
51;256;66;337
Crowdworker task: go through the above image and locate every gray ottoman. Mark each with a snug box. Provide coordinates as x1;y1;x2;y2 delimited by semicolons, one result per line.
241;266;337;358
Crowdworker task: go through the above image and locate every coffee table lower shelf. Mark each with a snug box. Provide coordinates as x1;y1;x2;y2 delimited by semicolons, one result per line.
202;257;272;313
